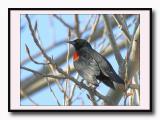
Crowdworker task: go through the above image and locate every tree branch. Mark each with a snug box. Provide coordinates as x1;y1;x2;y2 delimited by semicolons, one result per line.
112;15;132;44
106;25;140;105
102;15;124;66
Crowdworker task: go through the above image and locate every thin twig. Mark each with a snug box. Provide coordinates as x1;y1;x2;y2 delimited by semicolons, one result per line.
52;15;74;30
82;15;94;33
121;15;133;40
21;41;59;65
102;15;124;66
112;15;132;44
134;74;140;103
34;21;43;47
20;89;39;105
69;83;76;100
87;15;100;42
64;28;71;105
124;92;133;106
128;84;139;89
98;17;109;52
69;73;79;105
25;44;49;65
74;14;80;38
45;77;61;105
21;66;65;79
132;15;140;37
126;25;140;81
87;91;97;106
71;89;85;104
26;14;67;94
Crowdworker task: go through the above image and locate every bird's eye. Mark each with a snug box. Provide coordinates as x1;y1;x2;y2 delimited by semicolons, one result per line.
78;41;83;46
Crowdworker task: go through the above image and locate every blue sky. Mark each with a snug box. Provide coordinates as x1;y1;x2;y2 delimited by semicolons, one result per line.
20;14;136;106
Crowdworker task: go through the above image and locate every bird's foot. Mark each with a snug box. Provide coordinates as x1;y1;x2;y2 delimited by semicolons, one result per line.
95;82;100;87
78;79;85;90
88;85;96;93
80;79;85;84
88;83;98;92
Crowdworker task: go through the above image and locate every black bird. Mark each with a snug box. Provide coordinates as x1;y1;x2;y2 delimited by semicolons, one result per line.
67;39;124;90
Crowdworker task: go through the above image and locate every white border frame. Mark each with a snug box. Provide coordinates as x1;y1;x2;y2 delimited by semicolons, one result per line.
9;8;151;111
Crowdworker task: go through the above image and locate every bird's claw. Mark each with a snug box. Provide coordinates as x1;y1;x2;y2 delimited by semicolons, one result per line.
78;79;85;90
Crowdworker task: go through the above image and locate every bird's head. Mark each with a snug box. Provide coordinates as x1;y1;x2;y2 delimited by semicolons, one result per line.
66;39;92;50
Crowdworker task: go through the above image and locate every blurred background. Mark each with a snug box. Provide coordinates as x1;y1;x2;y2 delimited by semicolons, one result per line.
20;14;140;106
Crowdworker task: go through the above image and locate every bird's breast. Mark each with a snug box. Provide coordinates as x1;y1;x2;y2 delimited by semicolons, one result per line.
73;51;79;61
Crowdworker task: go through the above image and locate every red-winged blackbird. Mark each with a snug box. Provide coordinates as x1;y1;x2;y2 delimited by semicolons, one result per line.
67;39;124;90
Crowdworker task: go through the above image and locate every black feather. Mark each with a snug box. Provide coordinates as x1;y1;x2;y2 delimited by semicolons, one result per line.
96;71;115;90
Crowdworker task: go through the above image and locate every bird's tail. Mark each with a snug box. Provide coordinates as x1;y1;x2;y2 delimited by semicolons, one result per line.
102;79;115;90
97;72;115;90
114;73;125;85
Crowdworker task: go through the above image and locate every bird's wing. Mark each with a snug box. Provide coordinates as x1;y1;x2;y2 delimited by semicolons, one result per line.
74;51;100;85
82;47;124;84
81;47;111;77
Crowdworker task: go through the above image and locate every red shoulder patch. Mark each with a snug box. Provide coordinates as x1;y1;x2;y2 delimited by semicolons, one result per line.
73;51;79;61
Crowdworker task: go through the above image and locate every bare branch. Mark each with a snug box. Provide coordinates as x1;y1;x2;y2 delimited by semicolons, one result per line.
69;83;76;101
74;14;80;38
87;15;100;42
87;91;97;106
82;15;94;33
45;77;61;105
102;15;124;65
106;24;140;105
132;15;140;37
21;66;65;79
127;25;140;80
124;92;133;106
52;15;74;30
112;15;132;43
20;89;39;106
64;28;71;105
25;44;48;65
21;40;66;65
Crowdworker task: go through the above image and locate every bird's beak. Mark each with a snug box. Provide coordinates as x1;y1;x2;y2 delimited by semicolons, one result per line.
66;41;71;44
66;41;74;45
